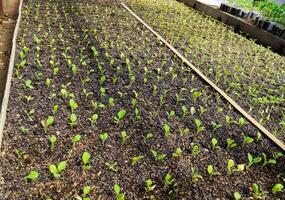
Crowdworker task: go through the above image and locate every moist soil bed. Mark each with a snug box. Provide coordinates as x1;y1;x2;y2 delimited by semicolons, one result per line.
0;0;285;199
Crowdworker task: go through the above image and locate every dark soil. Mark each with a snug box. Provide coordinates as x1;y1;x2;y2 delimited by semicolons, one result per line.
0;0;285;199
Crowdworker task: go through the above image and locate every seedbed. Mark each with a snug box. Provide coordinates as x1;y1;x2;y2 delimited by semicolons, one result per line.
0;0;285;199
126;0;285;141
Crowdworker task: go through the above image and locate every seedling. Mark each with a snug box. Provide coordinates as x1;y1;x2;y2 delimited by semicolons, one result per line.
114;184;125;200
166;111;175;119
121;131;128;143
272;183;284;194
179;127;189;137
151;149;166;161
41;116;54;133
69;99;78;113
20;126;29;134
114;109;126;124
242;135;254;147
24;95;34;103
52;105;59;115
181;106;189;117
130;155;144;166
105;161;118;172
82;151;92;171
99;132;109;144
82;186;91;200
163;123;171;137
109;97;115;106
146;179;156;192
251;183;268;199
49;135;57;151
261;153;277;167
164;173;175;190
71;134;81;147
135;108;141;120
234;192;241;200
211;121;222;131
70;113;77;129
45;78;52;87
24;79;33;90
25;170;39;181
237;117;248;126
145;132;153;141
247;153;262;168
226;138;237;149
194;119;205;133
25;109;35;121
83;88;93;100
15;149;26;159
207;165;221;176
191;167;203;181
88;114;98;127
191;144;200;156
227;159;235;175
49;161;67;178
172;147;183;158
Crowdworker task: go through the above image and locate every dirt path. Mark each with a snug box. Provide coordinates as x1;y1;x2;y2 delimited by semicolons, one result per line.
0;0;19;106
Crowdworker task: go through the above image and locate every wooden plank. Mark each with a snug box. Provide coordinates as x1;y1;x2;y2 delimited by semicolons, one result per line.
121;2;285;152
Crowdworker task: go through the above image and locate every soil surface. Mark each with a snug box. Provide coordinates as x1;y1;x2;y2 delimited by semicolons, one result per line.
0;0;285;200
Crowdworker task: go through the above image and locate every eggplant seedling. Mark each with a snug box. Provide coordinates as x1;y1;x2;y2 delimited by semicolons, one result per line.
164;173;175;190
211;138;220;150
191;167;203;181
242;135;254;147
226;138;237;149
172;147;183;158
194;119;205;133
81;186;91;200
247;153;262;168
130;155;144;166
105;161;118;172
114;109;126;124
52;105;59;115
146;179;156;192
251;183;268;199
151;149;166;161
82;151;92;171
69;99;78;113
261;153;277;167
163;123;171;137
25;170;39;181
227;159;235;175
207;165;221;176
272;183;284;194
24;79;33;90
71;134;81;147
114;184;125;200
121;131;128;143
88;114;98;127
70;113;77;129
41;116;54;133
99;132;109;144
234;192;241;200
49;161;67;178
49;135;57;151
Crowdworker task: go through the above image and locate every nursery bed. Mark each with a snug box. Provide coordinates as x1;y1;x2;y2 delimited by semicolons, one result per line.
0;0;285;199
126;0;285;142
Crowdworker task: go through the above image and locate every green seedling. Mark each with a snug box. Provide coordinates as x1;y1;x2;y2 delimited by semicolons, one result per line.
49;161;67;178
15;149;26;159
252;183;268;199
49;135;57;151
191;144;200;156
181;106;189;117
52;105;59;115
135;108;141;120
166;111;175;119
99;132;109;144
24;79;33;90
225;115;234;125
61;89;68;98
164;173;175;190
45;78;52;87
121;131;128;143
41;116;54;133
69;99;78;113
226;138;237;149
25;109;35;121
82;151;92;171
130;155;144;166
261;153;277;167
242;135;254;146
237;117;248;126
272;183;284;194
25;170;39;181
191;167;203;181
71;134;81;147
82;186;91;200
88;114;98;127
114;184;125;200
24;95;34;103
211;121;222;131
163;123;171;137
227;159;235;175
70;113;77;129
105;161;118;172
194;119;205;133
179;127;189;137
83;88;93;100
145;132;153;141
114;109;126;124
91;47;98;58
247;153;262;168
207;165;221;176
234;192;241;200
211;138;220;149
151;149;166;161
191;90;202;101
109;97;115;106
131;98;137;108
20;126;29;134
146;179;156;192
172;147;183;158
